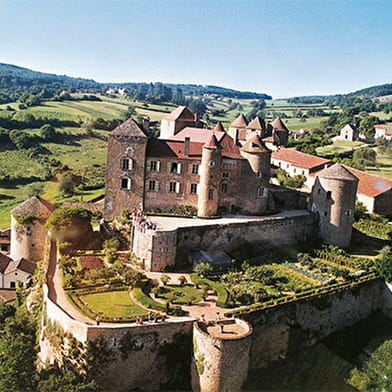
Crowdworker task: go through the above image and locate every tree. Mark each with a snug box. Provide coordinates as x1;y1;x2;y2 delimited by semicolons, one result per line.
160;274;170;285
40;124;57;140
348;339;392;391
0;307;37;392
59;172;82;196
374;246;392;282
25;182;44;198
194;262;213;278
353;147;377;167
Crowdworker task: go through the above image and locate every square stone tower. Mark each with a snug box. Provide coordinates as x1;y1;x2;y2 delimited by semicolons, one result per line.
104;119;148;220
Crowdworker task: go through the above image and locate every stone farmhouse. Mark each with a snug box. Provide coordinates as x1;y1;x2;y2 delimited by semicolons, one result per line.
104;106;278;220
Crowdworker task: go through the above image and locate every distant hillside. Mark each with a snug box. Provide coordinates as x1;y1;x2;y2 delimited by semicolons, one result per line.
0;63;100;96
0;63;272;103
287;83;392;104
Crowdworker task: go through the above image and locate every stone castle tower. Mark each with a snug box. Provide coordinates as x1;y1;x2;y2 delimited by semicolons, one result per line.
10;196;55;262
239;135;271;213
311;163;358;248
197;134;222;217
104;119;148;220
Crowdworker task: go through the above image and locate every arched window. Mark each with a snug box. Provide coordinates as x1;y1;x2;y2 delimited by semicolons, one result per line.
121;177;131;190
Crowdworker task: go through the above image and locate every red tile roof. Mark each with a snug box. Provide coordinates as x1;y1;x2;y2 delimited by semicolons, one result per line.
163;106;195;121
111;118;147;138
0;253;12;274
271;148;332;170
79;255;104;270
241;135;270;154
343;166;392;197
148;133;243;160
247;116;266;130
206;134;219;149
11;196;55;219
213;122;225;133
272;117;289;132
230;114;248;128
0;290;17;303
170;127;225;144
4;258;35;275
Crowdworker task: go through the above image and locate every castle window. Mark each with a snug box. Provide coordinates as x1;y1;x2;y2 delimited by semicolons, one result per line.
121;158;132;171
326;191;332;199
10;282;15;288
121;177;131;190
169;182;180;193
190;183;198;194
222;172;229;179
257;187;268;198
149;180;159;192
221;183;228;193
256;171;262;178
208;189;214;200
170;162;181;174
208;160;216;168
345;209;352;217
191;164;199;175
150;160;160;172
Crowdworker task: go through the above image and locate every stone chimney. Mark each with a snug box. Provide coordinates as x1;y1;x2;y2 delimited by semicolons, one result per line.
184;137;190;157
194;112;200;127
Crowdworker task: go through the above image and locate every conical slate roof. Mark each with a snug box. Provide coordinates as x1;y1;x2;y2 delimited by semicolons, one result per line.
241;134;270;154
111;118;147;138
230;114;248;128
247;116;266;130
213;122;225;133
272;117;289;132
205;133;220;149
11;196;55;219
318;163;358;182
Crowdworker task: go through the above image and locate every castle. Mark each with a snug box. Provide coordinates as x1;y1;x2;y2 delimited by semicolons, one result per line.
103;106;290;220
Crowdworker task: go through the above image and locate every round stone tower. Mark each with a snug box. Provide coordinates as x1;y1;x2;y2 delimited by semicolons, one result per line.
197;134;222;217
191;319;253;392
10;196;55;261
240;134;271;213
311;164;358;248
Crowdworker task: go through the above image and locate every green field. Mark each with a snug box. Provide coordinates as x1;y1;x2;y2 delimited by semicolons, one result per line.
157;284;202;305
316;140;364;156
81;290;147;318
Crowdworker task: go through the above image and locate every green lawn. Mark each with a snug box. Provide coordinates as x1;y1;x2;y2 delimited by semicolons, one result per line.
367;147;392;179
158;284;202;305
81;290;147;318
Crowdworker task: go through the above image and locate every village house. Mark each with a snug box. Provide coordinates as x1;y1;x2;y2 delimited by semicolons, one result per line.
374;124;392;141
0;228;10;253
271;148;332;189
0;253;35;289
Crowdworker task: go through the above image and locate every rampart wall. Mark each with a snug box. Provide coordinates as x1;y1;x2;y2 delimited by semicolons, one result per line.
133;211;317;271
241;278;385;368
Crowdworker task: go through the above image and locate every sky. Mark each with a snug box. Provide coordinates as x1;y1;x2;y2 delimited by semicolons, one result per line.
0;0;391;98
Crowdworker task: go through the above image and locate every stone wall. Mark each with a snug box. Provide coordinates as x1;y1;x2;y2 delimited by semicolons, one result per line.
133;212;316;271
41;282;194;391
241;278;385;369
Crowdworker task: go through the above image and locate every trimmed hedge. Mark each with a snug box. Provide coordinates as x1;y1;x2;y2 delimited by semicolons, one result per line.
224;272;378;317
190;273;230;308
132;280;183;315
